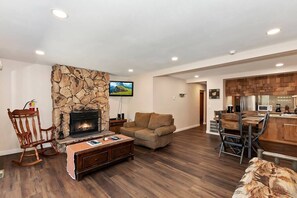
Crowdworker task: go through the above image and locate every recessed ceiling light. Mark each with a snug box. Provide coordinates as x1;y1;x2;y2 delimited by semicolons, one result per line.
52;9;68;19
275;63;284;67
194;75;199;78
35;50;45;55
128;69;134;72
171;57;178;61
229;50;236;55
267;28;280;36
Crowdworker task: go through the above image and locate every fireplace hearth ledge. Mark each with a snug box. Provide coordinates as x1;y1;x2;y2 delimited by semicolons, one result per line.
56;130;115;153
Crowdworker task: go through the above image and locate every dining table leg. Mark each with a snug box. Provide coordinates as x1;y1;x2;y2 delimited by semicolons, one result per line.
248;124;252;158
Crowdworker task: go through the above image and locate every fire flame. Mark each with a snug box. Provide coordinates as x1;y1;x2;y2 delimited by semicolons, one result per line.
78;123;92;130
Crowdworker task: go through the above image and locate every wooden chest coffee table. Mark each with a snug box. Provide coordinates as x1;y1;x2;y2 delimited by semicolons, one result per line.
66;134;134;181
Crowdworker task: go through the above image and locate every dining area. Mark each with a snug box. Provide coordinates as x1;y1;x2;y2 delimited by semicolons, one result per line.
216;110;269;164
216;110;297;197
222;73;297;165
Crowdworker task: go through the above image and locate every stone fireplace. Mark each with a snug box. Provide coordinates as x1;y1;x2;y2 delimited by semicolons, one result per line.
51;64;109;139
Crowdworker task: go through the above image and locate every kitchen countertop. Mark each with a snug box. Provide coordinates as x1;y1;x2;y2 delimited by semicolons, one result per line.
258;113;297;119
269;114;297;119
214;112;297;120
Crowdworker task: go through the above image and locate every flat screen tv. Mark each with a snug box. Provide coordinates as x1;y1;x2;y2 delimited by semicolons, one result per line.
109;81;134;96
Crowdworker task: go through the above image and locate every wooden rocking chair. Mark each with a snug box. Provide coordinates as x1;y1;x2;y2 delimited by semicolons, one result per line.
7;108;59;166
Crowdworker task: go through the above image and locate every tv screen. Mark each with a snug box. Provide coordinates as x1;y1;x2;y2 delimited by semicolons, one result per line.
109;81;134;96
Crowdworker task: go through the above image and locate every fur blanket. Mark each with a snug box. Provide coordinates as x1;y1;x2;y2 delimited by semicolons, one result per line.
233;158;297;198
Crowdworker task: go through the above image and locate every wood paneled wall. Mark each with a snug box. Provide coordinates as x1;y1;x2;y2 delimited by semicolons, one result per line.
225;72;297;96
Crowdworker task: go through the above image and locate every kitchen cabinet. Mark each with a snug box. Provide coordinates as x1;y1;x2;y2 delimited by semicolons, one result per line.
260;116;297;146
283;124;297;143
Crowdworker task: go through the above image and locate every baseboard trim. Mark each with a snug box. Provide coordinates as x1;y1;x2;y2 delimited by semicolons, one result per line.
0;148;22;156
206;131;219;136
174;124;200;133
0;143;51;156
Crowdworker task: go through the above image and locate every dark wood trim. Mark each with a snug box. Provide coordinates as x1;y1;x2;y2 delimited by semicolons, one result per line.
200;91;204;125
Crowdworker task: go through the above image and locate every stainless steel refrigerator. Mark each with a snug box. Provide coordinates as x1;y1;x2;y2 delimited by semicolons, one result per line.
240;96;257;111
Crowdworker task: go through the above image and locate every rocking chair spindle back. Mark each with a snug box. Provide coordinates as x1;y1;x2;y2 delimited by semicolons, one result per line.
7;108;58;166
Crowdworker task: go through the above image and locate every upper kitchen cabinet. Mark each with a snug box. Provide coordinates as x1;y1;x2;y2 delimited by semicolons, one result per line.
225;72;297;96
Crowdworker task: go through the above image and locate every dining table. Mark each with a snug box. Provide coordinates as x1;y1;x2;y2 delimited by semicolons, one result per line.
242;116;265;158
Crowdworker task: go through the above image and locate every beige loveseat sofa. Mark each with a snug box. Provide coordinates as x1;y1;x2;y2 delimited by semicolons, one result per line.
120;112;176;149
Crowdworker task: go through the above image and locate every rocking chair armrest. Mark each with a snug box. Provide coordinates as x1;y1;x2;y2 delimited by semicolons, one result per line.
41;126;56;132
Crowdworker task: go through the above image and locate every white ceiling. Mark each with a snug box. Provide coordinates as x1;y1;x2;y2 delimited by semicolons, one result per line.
1;0;297;76
170;53;297;80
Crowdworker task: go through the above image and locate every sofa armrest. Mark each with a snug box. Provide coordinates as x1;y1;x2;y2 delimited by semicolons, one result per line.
123;121;136;128
154;125;176;136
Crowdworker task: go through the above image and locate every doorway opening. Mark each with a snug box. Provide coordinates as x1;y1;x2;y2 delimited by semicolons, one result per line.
200;90;205;125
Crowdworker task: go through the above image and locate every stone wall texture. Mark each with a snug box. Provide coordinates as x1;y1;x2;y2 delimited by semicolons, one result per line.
51;64;110;138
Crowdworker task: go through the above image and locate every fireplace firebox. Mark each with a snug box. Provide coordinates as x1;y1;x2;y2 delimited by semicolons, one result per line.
70;110;101;137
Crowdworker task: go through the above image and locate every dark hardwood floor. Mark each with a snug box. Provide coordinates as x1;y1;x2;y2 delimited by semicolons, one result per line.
1;126;297;198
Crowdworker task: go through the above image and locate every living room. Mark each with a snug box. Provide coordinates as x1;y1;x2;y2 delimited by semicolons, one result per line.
1;1;297;197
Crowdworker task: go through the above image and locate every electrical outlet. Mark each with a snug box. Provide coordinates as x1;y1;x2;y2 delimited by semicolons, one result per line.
0;170;4;179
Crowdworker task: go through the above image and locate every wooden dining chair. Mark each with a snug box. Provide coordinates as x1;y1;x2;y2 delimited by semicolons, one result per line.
7;108;58;166
218;112;246;164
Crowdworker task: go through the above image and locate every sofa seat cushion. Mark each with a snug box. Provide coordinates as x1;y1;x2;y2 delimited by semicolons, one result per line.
148;113;173;130
134;112;152;128
135;129;157;142
120;126;145;137
155;125;176;136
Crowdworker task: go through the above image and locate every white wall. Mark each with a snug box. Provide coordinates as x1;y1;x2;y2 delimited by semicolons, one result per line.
127;73;154;120
153;76;205;131
205;76;224;134
0;59;52;155
110;74;207;131
109;75;131;120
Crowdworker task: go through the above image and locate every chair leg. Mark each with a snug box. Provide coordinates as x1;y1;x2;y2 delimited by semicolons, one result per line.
240;146;245;164
40;143;44;152
255;140;262;150
252;141;260;153
12;148;42;166
34;147;40;161
39;143;59;156
12;148;26;165
20;148;26;162
51;142;59;153
219;143;223;157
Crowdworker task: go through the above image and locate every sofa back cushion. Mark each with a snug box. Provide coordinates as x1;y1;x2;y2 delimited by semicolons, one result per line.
148;113;173;130
134;112;152;128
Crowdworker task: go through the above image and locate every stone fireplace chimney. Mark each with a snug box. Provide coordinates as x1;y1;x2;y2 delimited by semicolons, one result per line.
51;64;109;138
